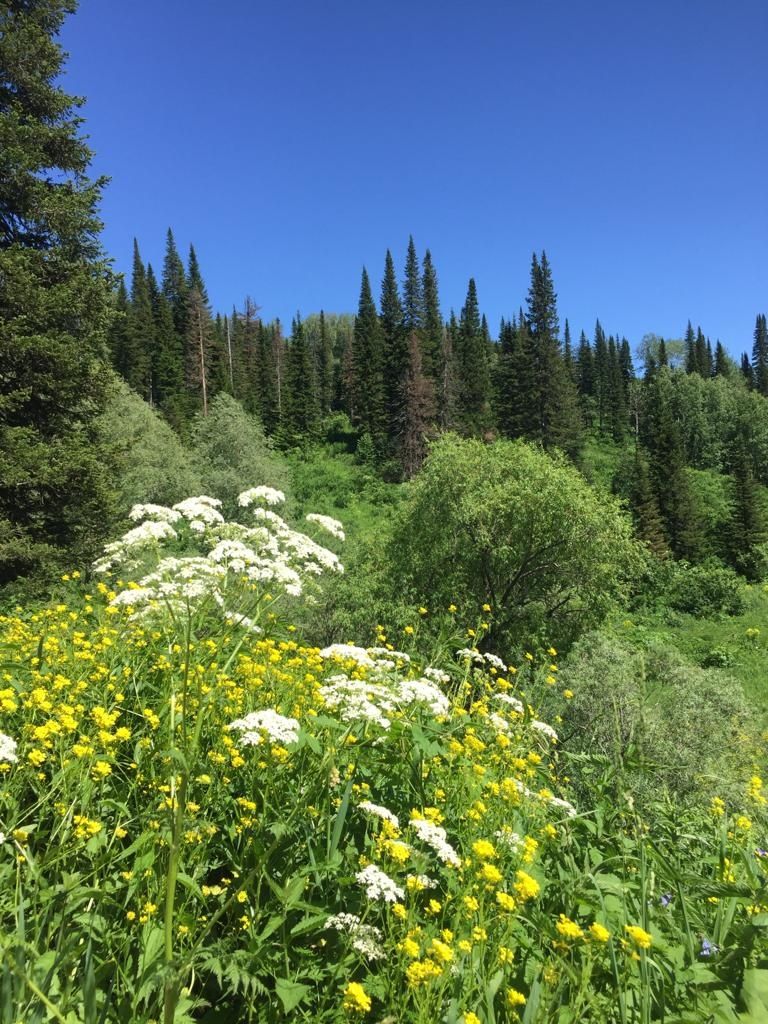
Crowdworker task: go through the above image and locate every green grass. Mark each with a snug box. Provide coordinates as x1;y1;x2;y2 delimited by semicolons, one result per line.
616;584;768;721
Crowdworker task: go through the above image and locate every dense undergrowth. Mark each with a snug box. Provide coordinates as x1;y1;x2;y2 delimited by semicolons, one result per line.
2;486;768;1023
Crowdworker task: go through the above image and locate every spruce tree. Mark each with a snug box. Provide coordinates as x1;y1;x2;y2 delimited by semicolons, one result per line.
399;332;434;478
684;321;696;374
353;268;387;451
741;352;754;387
283;315;319;441
126;239;154;400
576;330;595;426
318;310;335;415
752;314;768;396
402;236;423;335
457;278;491;431
162;227;188;337
714;341;731;377
629;451;670;558
695;327;710;378
727;442;767;578
380;250;406;444
421;248;442;383
0;0;115;583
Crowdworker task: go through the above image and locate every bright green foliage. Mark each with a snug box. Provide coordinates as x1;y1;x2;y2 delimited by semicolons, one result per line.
557;633;758;808
95;372;201;515
0;0;115;586
190;393;291;515
386;435;641;648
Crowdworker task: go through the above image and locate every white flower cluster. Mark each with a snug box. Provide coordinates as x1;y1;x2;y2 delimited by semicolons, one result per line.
0;732;18;763
358;801;400;829
495;827;523;852
99;486;345;626
493;693;525;715
94;520;178;573
409;817;461;867
423;666;450;685
319;644;376;667
355;864;404;903
530;719;559;742
128;503;182;523
305;513;345;541
549;795;578;818
325;913;384;959
238;486;285;507
227;710;300;747
456;648;508;673
319;672;450;729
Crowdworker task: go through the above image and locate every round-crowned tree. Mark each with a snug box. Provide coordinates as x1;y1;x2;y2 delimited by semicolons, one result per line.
387;435;641;649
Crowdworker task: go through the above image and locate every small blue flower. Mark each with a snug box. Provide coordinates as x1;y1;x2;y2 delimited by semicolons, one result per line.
700;938;719;957
659;893;673;908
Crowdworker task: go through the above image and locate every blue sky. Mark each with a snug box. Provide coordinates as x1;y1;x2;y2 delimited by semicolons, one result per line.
61;0;766;355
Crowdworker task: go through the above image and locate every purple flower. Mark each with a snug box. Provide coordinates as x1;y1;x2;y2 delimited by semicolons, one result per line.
659;893;673;908
700;938;719;957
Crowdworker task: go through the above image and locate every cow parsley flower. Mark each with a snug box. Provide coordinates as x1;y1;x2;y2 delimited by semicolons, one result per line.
227;710;300;747
305;513;345;541
238;486;286;507
355;864;405;903
0;732;18;763
359;802;400;828
326;913;384;959
409;817;461;866
530;719;558;742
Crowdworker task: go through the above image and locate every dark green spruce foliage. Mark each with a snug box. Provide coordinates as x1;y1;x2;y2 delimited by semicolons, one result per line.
456;278;491;431
402;236;422;336
420;248;442;382
282;315;319;441
642;368;704;560
353;268;387;451
380;250;407;442
726;442;767;578
752;313;768;396
629;451;670;558
0;0;115;584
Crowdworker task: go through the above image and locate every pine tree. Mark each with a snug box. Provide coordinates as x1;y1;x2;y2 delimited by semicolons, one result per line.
402;236;423;335
283;315;319;440
399;332;434;478
727;442;767;578
317;310;335;415
0;0;115;582
455;278;491;431
353;268;387;451
380;249;406;444
162;228;188;337
684;321;696;374
629;451;670;558
752;314;768;396
421;249;442;383
643;368;704;560
126;239;154;400
714;341;731;377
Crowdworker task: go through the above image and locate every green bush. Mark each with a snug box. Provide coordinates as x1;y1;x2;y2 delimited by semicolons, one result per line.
96;374;201;518
555;633;757;809
384;435;642;650
190;394;291;516
666;559;747;617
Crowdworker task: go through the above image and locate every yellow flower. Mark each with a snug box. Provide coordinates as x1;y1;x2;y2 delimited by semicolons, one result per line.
406;958;442;987
496;891;516;912
429;938;453;963
472;926;487;942
624;924;652;950
399;937;420;958
342;981;371;1014
589;922;610;943
555;914;584;941
472;839;497;860
463;1013;481;1024
513;870;540;901
478;862;502;885
418;607;428;615
498;945;515;964
463;895;480;912
92;760;112;779
392;903;407;919
448;604;457;613
507;988;526;1007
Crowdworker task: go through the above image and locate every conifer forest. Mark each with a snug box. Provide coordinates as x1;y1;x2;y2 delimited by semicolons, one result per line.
2;3;768;1022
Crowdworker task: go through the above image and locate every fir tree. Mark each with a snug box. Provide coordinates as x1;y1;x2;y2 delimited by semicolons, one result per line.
317;310;334;415
399;332;434;478
741;352;754;387
714;341;731;377
283;315;319;440
456;278;491;430
0;0;115;582
629;451;670;558
402;236;423;335
353;268;387;450
727;442;767;578
126;239;154;400
185;285;213;416
421;248;442;383
695;327;710;378
161;227;188;337
684;320;696;374
576;330;595;426
752;313;768;396
380;250;406;443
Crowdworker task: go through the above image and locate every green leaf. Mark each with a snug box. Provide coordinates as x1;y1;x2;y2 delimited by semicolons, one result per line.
274;978;311;1013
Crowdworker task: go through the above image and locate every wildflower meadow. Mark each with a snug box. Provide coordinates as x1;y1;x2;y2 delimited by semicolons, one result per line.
1;487;768;1023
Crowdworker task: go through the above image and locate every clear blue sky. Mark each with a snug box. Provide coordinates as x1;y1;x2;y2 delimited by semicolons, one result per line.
61;0;766;355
